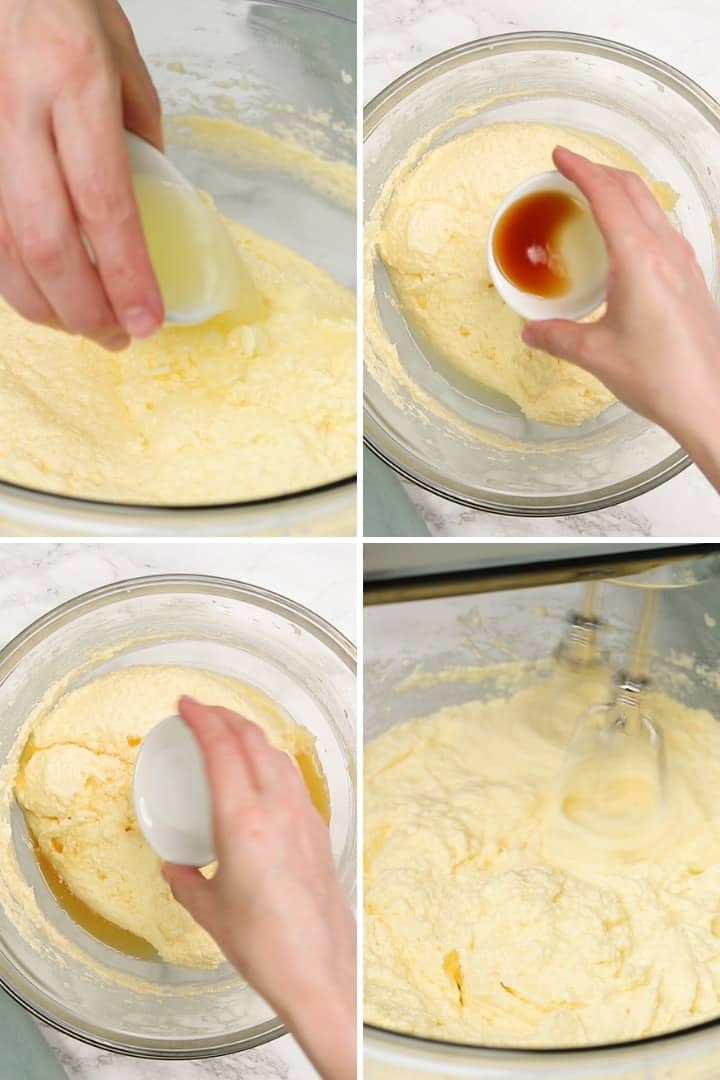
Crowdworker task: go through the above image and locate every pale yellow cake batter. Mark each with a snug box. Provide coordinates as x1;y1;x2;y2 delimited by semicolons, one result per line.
15;664;319;968
0;124;355;505
365;663;720;1047
376;122;675;426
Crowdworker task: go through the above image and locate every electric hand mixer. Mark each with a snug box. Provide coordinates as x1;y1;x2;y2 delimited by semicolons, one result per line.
364;543;720;845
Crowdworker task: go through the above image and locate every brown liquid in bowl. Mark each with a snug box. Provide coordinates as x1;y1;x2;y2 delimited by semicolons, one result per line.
493;190;581;298
21;744;330;960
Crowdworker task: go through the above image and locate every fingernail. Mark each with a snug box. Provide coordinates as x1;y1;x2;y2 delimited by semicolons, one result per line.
123;306;159;339
103;332;130;352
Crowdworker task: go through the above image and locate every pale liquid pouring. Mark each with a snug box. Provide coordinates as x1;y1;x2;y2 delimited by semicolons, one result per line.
559;588;666;840
125;132;263;328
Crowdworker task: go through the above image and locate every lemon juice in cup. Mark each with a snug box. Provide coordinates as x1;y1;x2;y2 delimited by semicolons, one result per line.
127;132;262;327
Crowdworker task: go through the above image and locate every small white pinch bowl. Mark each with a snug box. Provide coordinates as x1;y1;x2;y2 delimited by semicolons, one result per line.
487;170;607;322
133;714;215;867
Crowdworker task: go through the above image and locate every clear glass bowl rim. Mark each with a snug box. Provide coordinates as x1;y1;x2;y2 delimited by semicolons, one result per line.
362;30;720;516
0;572;356;1060
364;1009;720;1066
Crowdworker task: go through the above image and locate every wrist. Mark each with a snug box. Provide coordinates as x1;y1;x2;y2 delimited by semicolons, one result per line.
271;934;355;1023
672;402;720;493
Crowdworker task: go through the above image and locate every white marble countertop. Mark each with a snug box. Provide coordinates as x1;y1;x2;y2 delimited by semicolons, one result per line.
364;0;720;537
0;540;356;1079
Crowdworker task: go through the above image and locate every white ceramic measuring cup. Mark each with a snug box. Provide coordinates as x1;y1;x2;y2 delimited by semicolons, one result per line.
125;130;194;197
133;714;215;867
487;171;608;322
125;132;259;326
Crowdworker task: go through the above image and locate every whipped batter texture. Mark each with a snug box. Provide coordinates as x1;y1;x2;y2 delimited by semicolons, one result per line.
365;663;720;1047
375;122;675;426
15;665;317;968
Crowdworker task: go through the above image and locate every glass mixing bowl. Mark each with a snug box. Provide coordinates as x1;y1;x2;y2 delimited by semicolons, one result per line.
0;0;357;537
364;32;720;516
0;575;356;1059
364;562;720;1076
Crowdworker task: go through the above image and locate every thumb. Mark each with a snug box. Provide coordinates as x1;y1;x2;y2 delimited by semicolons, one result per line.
162;863;214;927
522;318;596;367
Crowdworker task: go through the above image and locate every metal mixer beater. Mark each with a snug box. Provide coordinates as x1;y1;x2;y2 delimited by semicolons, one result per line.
559;585;666;834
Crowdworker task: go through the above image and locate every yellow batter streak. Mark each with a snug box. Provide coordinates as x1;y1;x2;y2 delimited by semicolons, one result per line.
0;195;355;505
365;663;720;1047
16;664;318;968
377;122;674;426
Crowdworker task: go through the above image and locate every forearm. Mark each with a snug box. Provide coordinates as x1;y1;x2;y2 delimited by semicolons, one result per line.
228;909;357;1079
278;976;356;1080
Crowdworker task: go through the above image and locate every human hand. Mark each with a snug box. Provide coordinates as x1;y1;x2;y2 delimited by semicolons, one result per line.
163;698;356;1080
522;146;720;490
0;0;164;350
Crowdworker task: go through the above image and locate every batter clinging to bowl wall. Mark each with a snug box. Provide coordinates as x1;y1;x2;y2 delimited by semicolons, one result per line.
376;119;720;495
0;0;355;506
